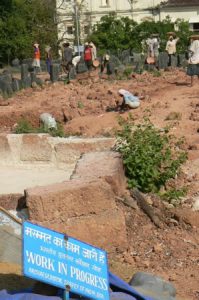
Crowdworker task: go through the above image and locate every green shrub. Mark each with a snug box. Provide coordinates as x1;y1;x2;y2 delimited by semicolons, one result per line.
159;187;187;205
14;118;65;137
14;118;35;134
116;117;187;193
77;101;84;109
123;67;133;78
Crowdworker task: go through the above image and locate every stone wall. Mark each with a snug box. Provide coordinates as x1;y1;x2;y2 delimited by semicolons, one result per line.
0;134;115;169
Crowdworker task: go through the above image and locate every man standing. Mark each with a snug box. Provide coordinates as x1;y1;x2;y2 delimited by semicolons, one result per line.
166;34;179;66
187;35;199;86
62;42;73;75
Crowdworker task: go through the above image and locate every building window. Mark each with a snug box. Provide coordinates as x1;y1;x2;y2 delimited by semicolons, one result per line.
67;26;73;35
193;23;199;31
101;0;109;6
84;26;90;35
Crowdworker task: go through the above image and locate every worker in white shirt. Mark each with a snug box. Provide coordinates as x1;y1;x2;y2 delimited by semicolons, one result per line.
187;35;199;86
165;35;179;66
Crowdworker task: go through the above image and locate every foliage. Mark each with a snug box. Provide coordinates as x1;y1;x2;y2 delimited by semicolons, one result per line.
116;116;187;194
0;0;57;63
88;14;191;54
123;67;133;78
159;187;187;205
14;118;65;137
77;101;84;109
14;118;34;134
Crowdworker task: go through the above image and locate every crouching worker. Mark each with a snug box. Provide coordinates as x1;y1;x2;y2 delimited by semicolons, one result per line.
118;89;141;111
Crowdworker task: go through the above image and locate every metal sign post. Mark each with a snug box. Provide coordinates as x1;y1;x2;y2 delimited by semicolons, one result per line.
64;285;70;300
74;0;81;56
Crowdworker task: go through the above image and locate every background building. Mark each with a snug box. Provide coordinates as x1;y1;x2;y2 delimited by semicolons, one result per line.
56;0;199;46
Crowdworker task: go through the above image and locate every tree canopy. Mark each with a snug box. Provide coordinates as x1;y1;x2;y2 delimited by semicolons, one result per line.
88;14;191;55
0;0;57;63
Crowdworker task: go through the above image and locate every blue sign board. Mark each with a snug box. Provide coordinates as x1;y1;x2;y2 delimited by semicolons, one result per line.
23;221;109;300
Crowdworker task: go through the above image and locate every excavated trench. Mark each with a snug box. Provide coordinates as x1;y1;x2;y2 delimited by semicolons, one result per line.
0;133;114;204
0;133;116;269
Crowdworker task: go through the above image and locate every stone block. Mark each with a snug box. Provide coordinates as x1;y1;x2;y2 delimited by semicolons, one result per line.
129;272;176;300
1;71;12;83
178;54;187;68
76;62;88;74
41;208;127;253
20;134;52;162
158;52;168;69
12;78;21;92
170;55;178;67
132;53;142;64
120;49;131;65
72;151;126;195
30;71;36;84
21;64;29;81
21;77;31;88
54;138;115;164
26;179;117;223
0;77;13;97
0;135;12;161
0;194;25;210
11;58;20;67
50;64;60;82
69;66;76;80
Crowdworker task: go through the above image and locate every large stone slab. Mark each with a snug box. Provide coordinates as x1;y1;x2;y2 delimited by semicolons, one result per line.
26;179;117;222
72;151;126;195
20;135;52;162
41;209;127;253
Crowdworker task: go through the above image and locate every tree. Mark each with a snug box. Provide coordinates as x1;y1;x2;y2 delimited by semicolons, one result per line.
0;0;57;63
88;14;190;54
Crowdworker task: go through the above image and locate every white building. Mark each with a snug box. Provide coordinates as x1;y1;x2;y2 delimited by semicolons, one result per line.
56;0;199;45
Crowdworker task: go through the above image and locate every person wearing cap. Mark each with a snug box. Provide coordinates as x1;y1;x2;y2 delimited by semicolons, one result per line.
187;35;199;86
32;43;41;71
165;34;179;66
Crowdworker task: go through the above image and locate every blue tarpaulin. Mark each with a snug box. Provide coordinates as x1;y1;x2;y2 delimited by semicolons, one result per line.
0;272;154;300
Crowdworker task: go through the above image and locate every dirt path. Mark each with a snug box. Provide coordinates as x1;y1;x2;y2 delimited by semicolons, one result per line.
0;69;199;299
